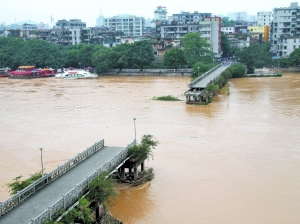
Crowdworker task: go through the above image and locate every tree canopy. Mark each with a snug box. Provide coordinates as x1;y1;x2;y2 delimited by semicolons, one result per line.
235;44;273;69
221;34;235;58
181;32;211;66
288;48;300;66
222;17;236;27
127;40;155;70
163;47;186;69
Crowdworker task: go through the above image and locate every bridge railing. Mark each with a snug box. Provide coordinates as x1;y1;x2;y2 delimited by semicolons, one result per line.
188;64;221;88
29;140;136;224
0;139;105;217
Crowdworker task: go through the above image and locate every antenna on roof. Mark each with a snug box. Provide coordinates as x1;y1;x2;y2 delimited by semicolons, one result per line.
100;8;103;16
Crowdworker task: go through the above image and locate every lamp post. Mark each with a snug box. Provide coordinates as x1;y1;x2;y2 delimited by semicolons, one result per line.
133;117;136;143
197;67;200;77
39;146;44;177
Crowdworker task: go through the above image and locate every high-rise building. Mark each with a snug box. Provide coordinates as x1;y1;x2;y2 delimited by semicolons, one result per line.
104;15;145;36
257;11;272;26
96;9;104;27
270;2;300;57
153;6;168;22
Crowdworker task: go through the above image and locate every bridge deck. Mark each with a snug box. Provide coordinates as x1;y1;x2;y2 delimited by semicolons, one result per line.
192;66;228;88
0;146;123;224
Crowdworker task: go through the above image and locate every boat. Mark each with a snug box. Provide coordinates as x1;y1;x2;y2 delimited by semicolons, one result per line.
0;68;10;77
57;70;98;79
9;66;57;79
9;66;40;79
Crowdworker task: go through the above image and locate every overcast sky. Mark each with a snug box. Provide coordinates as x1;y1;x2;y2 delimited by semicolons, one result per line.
1;0;293;26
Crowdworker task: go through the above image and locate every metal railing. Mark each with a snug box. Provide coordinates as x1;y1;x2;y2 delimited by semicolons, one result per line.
188;64;221;88
107;68;193;73
29;140;135;224
0;139;105;217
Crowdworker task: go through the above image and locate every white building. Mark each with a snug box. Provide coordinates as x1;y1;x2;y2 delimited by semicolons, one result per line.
154;6;167;21
271;2;300;56
257;11;272;26
69;29;81;45
22;23;37;30
96;9;104;27
104;15;145;36
200;17;222;55
55;19;86;29
221;27;235;33
169;11;211;24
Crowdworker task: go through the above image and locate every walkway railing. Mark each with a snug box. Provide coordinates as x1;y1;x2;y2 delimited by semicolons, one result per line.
29;140;135;224
0;140;105;217
188;64;221;88
107;68;193;73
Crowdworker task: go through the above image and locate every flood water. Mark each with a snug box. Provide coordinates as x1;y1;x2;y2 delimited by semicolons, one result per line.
0;72;300;223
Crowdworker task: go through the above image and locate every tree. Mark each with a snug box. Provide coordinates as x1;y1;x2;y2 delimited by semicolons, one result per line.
127;40;155;70
181;32;211;66
111;43;130;70
221;34;235;58
222;17;236;27
288;48;300;66
0;37;25;69
235;43;273;69
163;47;186;69
191;62;213;78
227;63;246;78
128;135;159;160
87;172;117;207
15;39;64;68
78;44;100;68
91;46;114;74
7;172;43;195
65;46;79;68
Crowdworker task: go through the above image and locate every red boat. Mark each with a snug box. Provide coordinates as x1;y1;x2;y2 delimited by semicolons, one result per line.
9;66;57;79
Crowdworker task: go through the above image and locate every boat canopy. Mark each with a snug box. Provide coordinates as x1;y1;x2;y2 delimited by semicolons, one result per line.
18;66;35;69
10;71;32;75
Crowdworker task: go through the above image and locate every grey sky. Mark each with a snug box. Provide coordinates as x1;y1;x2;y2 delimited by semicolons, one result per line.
1;0;292;26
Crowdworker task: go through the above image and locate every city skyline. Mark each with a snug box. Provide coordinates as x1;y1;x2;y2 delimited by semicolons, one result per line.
2;0;293;27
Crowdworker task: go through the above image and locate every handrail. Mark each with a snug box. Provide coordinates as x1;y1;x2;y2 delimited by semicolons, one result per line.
29;140;136;224
188;64;221;88
0;139;105;217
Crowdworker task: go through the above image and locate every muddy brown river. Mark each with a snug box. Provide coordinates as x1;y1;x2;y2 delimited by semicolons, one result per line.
0;72;300;223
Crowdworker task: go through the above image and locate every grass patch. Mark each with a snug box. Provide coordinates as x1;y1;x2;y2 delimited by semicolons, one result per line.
153;95;181;101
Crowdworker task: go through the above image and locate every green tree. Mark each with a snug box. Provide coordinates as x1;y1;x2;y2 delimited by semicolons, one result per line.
64;45;79;68
128;135;159;160
191;62;213;78
227;63;246;78
181;32;211;66
222;17;236;27
91;46;114;74
127;40;155;70
78;44;100;68
288;48;300;66
163;47;186;69
86;172;117;207
221;34;235;58
111;43;130;70
15;39;64;68
235;43;272;69
7;172;43;195
0;37;25;69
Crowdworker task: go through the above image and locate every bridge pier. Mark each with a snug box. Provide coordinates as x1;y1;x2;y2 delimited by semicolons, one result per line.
119;158;146;181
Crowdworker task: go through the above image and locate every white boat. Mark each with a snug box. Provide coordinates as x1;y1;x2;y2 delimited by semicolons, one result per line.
56;70;98;79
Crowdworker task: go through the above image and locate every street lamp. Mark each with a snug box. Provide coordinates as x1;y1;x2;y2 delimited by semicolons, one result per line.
39;146;44;177
133;117;136;143
197;67;200;77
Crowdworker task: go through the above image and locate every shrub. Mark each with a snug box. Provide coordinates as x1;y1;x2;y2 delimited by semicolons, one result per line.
128;135;159;160
7;172;43;195
153;95;180;101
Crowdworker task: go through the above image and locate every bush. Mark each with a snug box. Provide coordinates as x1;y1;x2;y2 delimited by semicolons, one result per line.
128;135;159;160
247;66;255;74
7;172;43;195
229;64;246;78
153;95;180;101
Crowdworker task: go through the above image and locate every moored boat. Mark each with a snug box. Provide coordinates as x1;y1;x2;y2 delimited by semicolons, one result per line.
9;66;39;79
57;70;98;79
0;68;10;77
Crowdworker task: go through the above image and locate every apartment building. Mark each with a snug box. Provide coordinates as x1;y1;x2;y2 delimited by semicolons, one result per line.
221;27;235;33
200;17;222;55
55;19;86;29
271;2;300;56
104;15;145;36
168;11;211;24
257;11;272;26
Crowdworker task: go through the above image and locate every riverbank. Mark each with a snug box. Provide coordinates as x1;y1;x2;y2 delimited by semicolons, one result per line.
102;72;191;77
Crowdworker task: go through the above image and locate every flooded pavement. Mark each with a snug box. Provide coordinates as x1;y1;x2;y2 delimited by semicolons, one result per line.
0;72;300;223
